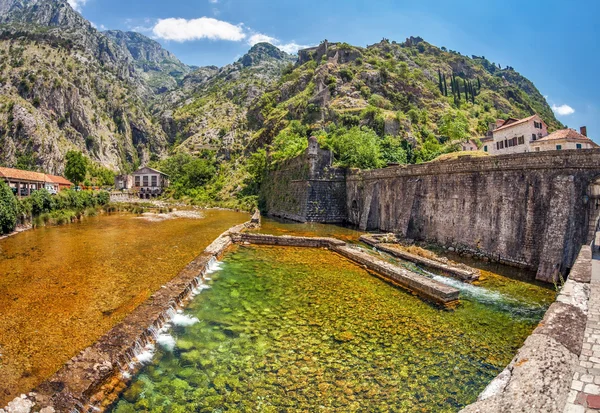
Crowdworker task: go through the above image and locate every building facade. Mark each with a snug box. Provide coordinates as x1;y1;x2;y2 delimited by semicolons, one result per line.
0;167;72;196
531;128;598;152
115;167;170;198
483;115;548;155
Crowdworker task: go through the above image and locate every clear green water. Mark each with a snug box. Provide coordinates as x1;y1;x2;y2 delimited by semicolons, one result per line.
111;243;555;413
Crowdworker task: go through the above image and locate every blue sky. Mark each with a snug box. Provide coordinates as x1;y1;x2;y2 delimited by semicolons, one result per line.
73;0;599;139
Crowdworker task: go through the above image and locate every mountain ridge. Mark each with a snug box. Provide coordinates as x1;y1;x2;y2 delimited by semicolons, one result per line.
0;0;563;177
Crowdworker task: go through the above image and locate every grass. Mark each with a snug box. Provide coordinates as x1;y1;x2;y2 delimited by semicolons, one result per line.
429;150;490;163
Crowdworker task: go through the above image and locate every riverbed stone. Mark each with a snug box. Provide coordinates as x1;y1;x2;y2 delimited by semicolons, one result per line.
3;396;34;413
461;334;578;413
533;302;587;356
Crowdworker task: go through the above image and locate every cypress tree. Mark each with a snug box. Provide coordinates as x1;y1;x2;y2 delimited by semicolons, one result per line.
443;74;448;96
438;70;444;94
477;77;481;89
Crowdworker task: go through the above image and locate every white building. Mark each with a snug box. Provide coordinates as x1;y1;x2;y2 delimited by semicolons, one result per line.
482;115;548;155
531;128;598;152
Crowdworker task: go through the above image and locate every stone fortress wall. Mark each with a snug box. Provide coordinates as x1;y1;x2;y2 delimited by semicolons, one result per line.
260;136;347;223
264;144;600;283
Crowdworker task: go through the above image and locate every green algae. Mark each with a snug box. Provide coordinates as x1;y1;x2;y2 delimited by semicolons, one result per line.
112;244;554;412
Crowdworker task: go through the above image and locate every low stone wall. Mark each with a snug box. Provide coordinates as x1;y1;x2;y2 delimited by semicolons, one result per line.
360;234;480;282
233;233;460;306
460;245;592;413
2;219;256;413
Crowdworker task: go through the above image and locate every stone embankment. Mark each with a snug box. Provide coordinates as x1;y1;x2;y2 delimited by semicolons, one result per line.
1;218;259;413
232;233;460;306
360;234;480;282
461;246;592;413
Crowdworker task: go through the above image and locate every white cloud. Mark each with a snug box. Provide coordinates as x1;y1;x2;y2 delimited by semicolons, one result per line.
277;42;312;54
68;0;87;12
209;0;219;3
153;17;245;42
248;33;278;45
552;104;575;116
247;32;312;54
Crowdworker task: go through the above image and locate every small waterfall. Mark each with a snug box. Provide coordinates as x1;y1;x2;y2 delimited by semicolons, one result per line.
422;269;546;320
115;256;225;385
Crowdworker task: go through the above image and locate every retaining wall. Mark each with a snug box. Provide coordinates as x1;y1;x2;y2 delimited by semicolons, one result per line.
460;245;592;413
359;234;480;282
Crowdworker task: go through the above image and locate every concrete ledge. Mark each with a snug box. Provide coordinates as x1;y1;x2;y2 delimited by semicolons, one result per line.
233;233;346;248
360;234;480;282
460;244;592;413
570;245;592;284
234;233;460;306
4;218;255;413
331;245;460;306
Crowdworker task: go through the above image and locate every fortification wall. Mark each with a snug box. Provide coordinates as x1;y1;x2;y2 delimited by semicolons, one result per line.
346;150;600;282
261;141;347;223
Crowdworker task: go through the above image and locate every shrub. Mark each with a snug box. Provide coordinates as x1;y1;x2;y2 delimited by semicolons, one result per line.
0;181;18;234
30;189;53;216
324;126;385;169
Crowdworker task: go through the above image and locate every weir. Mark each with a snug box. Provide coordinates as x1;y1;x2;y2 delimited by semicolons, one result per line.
232;232;460;306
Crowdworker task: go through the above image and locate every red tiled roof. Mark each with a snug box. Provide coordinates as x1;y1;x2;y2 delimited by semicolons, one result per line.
45;174;73;186
0;167;73;185
0;167;46;182
536;129;599;146
493;115;540;133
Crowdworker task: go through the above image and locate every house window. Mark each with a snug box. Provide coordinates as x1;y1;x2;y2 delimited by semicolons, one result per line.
143;176;149;187
151;175;158;187
484;145;488;152
577;144;582;149
135;176;140;187
535;147;540;152
518;136;525;145
532;134;536;141
556;145;562;150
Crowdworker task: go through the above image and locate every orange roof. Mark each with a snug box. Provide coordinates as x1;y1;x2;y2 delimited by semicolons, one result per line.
0;167;73;185
0;166;46;182
493;115;540;133
535;129;599;146
45;174;73;186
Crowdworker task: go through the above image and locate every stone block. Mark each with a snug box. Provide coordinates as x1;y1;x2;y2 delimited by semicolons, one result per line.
533;302;587;356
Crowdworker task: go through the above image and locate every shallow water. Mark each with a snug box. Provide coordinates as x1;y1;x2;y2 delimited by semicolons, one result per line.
0;210;247;405
112;243;555;412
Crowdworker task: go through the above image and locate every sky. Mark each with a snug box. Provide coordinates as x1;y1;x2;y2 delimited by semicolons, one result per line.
71;0;600;140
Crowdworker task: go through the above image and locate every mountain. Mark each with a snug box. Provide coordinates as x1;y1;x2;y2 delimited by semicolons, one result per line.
155;42;296;156
244;38;562;151
0;0;563;178
103;30;193;94
0;0;169;173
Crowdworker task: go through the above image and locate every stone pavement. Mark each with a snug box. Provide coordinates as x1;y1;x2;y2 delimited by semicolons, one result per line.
565;253;600;413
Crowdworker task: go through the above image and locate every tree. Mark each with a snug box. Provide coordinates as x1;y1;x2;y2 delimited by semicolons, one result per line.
439;110;471;142
270;121;309;163
0;181;18;235
442;73;448;96
64;151;87;185
324;127;385;169
438;70;443;94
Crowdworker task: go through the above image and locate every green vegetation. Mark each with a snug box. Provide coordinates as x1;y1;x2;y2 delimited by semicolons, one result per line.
323;126;385;169
64;151;87;185
0;181;18;235
17;188;111;229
